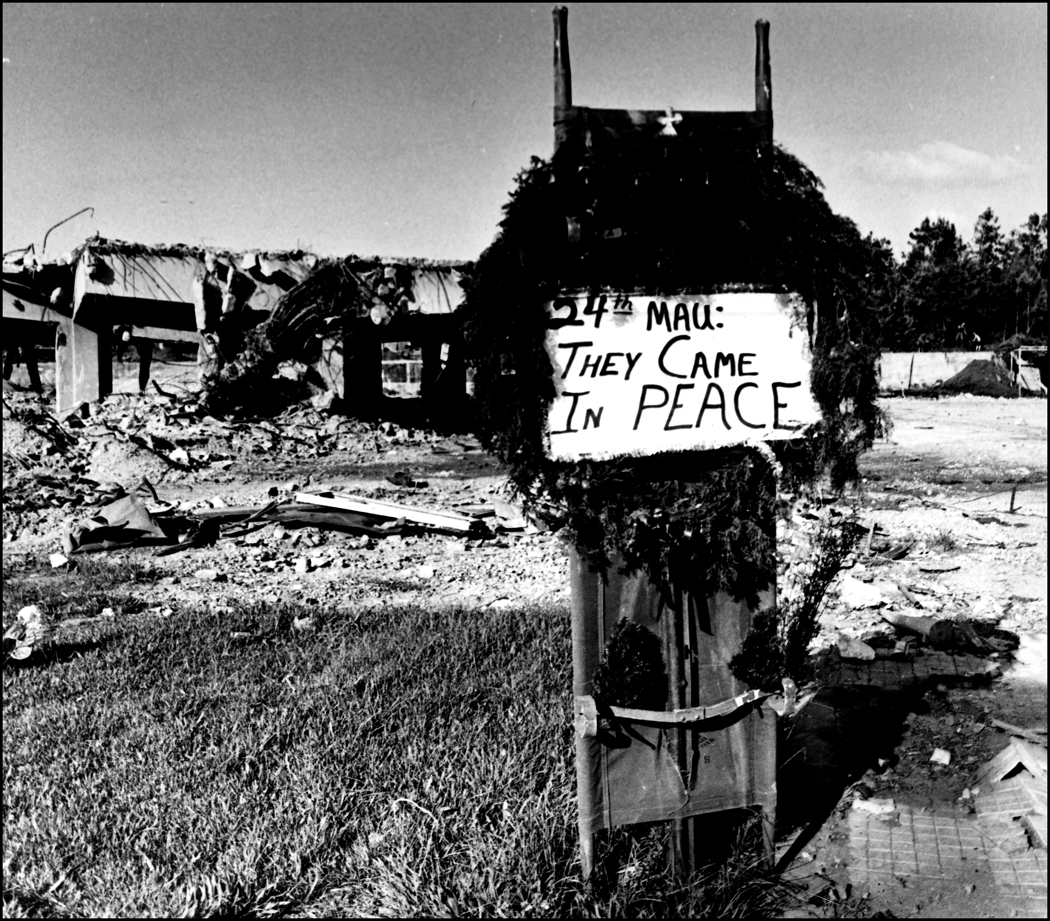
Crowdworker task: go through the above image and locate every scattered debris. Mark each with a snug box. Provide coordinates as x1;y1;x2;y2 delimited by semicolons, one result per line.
918;561;961;573
456;503;496;519
880;611;998;653
853;797;896;816
491;496;528;531
874;540;913;561
194;568;225;582
3;605;49;660
838;575;884;609
972;597;1006;620
892;636;916;656
296;490;487;534
881;610;937;635
2;389;457;538
930;748;952;766
386;471;428;489
63;493;172;553
989;719;1048;746
837;635;876;660
432;435;482;455
168;518;223;553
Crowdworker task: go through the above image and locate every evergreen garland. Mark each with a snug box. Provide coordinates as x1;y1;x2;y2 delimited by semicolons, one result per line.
462;140;884;608
592;619;668;712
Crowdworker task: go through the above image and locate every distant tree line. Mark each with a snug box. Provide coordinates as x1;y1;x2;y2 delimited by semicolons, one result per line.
856;209;1047;352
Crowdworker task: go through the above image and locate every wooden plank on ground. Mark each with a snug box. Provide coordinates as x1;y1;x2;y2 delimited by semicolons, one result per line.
296;491;479;532
991;719;1048;745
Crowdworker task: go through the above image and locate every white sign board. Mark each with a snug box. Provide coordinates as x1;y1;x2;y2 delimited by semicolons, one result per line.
544;292;820;461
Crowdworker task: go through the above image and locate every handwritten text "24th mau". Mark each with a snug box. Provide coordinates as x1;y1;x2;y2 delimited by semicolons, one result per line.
546;296;729;333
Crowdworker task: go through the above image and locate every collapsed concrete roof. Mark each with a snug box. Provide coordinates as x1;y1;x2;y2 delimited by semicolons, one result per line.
3;235;471;335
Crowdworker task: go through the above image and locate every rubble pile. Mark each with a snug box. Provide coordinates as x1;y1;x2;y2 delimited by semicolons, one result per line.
1;390;455;542
6;389;1042;645
2;387;550;622
938;358;1017;398
774;485;1046;651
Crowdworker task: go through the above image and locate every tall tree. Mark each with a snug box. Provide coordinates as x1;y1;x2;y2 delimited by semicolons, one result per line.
972;207;1005;272
968;207;1007;345
1002;212;1048;341
899;217;967;349
858;233;905;349
904;217;964;271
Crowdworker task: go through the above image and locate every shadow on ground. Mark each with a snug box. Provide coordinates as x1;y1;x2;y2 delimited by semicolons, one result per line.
773;626;1018;869
4;637;111;670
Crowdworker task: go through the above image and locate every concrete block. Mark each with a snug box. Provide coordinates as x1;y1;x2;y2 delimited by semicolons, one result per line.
55;317;110;414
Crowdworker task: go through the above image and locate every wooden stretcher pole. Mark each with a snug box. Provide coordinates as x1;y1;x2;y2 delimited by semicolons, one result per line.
553;6;572;154
755;20;771;112
752;32;779;873
554;10;596;882
668;581;688;877
570;550;601;883
754;20;773;146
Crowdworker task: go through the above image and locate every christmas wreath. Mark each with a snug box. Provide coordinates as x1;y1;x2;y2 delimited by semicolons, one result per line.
462;137;882;646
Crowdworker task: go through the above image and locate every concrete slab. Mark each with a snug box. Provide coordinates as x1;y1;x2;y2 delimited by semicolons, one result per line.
849;803;1048;918
976;741;1048;787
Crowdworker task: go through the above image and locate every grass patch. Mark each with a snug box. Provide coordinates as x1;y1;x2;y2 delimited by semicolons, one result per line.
927;528;959;552
4;560;792;917
3;555;159;624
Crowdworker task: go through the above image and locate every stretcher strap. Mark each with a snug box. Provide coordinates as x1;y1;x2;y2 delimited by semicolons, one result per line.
574;688;774;738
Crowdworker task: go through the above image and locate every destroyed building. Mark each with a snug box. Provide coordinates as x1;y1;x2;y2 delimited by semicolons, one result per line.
2;237;471;423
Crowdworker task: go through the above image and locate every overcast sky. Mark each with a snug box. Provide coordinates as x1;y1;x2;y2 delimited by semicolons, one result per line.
3;3;1046;262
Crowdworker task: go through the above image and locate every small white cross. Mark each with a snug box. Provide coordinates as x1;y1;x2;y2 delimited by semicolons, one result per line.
657;107;683;136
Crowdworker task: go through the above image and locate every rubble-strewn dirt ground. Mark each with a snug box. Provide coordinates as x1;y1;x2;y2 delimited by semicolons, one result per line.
3;386;1046;917
5;391;1043;643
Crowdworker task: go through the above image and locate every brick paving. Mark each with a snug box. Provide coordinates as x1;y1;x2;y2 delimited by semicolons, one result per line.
975;775;1049;917
802;646;1048;917
984;846;1048;919
848;805;987;884
818;649;996;692
848;804;1048;919
976;776;1041;823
